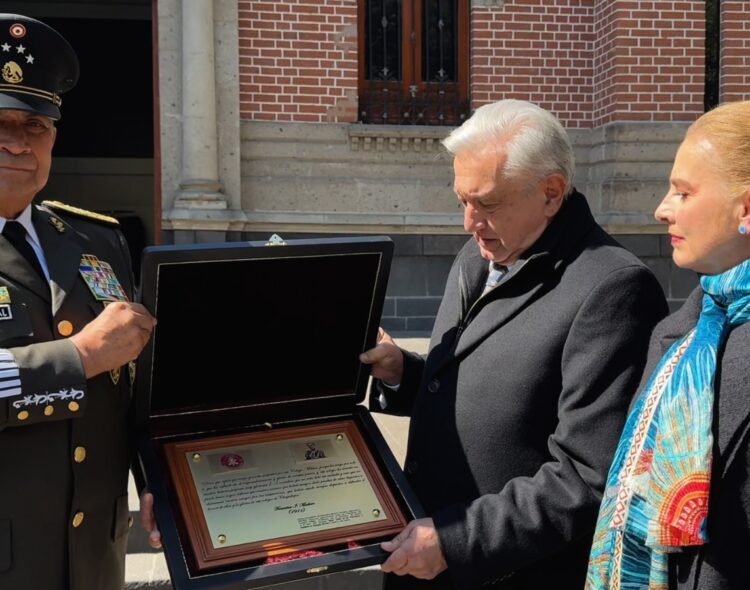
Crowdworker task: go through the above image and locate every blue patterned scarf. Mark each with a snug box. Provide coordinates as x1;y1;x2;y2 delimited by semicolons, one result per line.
586;257;750;589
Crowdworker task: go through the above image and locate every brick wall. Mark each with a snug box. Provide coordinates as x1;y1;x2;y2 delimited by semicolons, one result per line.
237;0;718;129
471;0;705;126
592;1;705;126
720;1;750;102
470;0;594;128
238;0;358;122
591;0;617;125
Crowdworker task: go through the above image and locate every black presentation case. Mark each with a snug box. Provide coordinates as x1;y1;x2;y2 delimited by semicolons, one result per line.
133;235;424;589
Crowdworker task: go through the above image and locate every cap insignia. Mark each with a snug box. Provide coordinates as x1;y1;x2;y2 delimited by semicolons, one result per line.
0;16;76;116
2;61;22;84
9;23;26;39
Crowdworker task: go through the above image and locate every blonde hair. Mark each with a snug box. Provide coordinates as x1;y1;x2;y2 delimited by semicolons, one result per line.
688;100;750;198
441;100;575;197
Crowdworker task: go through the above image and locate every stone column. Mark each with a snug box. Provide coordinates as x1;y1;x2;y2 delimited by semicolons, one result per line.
174;0;226;209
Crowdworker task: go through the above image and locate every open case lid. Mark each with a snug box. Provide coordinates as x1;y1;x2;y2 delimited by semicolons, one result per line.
135;236;393;434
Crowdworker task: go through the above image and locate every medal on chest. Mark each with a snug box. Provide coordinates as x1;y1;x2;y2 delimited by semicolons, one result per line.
0;287;10;319
78;254;134;385
78;254;129;302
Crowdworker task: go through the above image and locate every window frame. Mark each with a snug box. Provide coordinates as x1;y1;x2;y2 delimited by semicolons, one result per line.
357;0;470;125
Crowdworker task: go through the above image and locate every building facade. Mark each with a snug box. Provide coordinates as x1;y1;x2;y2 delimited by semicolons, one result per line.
160;0;750;332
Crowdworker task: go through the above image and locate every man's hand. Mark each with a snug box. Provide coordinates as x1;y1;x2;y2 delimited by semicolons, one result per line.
70;301;157;378
359;328;404;386
380;518;447;580
139;491;162;549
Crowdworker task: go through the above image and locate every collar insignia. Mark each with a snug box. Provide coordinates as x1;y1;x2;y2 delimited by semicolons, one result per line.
49;216;65;233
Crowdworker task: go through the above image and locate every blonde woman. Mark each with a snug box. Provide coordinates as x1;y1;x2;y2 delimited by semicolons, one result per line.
587;100;750;589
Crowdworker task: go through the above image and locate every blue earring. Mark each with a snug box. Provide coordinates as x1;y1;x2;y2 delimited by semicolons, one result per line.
740;224;749;235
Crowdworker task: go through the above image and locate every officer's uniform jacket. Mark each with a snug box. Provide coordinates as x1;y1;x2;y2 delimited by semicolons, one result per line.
0;202;134;590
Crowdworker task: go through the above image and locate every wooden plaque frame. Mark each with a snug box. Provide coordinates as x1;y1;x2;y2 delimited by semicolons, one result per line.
163;420;408;572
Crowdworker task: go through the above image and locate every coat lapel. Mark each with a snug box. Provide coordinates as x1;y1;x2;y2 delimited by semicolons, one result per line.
457;249;487;318
0;231;51;301
33;206;85;316
452;255;551;361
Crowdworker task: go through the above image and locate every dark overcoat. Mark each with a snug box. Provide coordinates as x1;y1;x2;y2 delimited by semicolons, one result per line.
642;287;750;590
373;192;669;589
0;203;135;590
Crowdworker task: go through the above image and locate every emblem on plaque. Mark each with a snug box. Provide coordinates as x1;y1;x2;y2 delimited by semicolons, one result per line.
220;454;244;469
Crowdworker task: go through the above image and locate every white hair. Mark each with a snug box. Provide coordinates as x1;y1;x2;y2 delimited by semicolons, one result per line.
442;99;575;196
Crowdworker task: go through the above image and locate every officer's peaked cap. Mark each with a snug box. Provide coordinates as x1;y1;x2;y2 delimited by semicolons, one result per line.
0;14;79;120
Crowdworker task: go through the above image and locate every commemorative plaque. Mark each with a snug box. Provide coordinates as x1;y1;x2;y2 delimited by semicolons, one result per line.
134;236;423;590
164;421;406;570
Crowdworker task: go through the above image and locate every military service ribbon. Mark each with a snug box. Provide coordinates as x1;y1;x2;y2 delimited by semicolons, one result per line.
78;254;129;385
78;254;128;302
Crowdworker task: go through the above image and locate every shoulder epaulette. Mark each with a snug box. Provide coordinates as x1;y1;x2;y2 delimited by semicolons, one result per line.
41;200;120;227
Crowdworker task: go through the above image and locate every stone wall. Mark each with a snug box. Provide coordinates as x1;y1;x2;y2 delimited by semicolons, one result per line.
235;119;686;232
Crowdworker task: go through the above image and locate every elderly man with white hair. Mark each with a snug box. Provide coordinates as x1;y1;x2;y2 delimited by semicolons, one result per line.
360;100;668;590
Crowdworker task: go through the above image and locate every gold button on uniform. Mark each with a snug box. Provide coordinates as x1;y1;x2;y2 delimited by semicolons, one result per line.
73;446;87;463
68;401;80;412
44;405;54;416
72;512;85;528
17;410;29;421
57;320;74;336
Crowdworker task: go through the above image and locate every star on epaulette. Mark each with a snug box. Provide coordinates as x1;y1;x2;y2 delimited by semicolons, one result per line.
41;200;120;227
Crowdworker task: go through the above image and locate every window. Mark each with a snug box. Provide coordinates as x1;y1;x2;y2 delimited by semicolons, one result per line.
358;0;469;126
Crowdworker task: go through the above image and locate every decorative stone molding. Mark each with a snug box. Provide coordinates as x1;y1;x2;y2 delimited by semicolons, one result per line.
471;0;504;7
348;125;453;153
165;207;249;232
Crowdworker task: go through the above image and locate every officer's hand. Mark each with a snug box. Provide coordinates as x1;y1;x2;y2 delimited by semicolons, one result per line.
359;328;404;386
139;491;162;549
380;518;447;579
70;301;157;378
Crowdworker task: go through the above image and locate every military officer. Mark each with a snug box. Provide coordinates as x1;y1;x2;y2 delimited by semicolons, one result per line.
0;14;156;590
